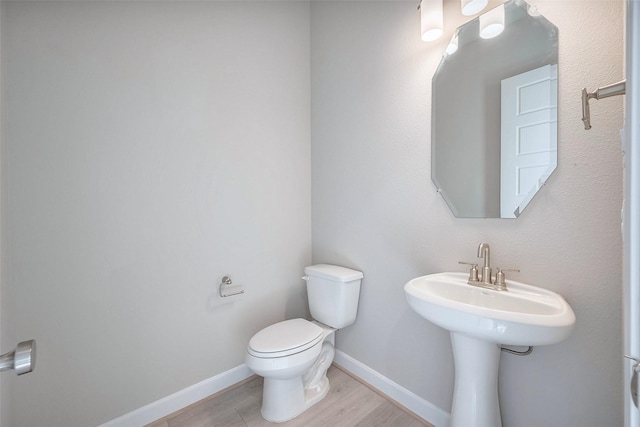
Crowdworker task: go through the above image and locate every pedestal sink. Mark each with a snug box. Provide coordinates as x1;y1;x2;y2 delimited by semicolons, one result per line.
404;272;575;427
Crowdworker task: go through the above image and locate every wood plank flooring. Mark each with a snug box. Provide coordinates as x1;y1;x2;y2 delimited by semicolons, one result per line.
147;365;433;427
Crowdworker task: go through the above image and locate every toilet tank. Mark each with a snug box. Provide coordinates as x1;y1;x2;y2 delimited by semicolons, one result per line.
304;264;363;329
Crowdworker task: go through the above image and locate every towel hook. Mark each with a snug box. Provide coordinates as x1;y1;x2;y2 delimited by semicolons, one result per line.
581;80;626;130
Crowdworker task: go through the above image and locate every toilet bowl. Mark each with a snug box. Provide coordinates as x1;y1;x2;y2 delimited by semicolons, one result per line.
245;264;363;423
246;318;335;422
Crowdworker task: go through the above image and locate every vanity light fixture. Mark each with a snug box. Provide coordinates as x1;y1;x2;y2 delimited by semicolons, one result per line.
461;0;488;16
479;4;505;38
419;0;489;43
419;0;444;42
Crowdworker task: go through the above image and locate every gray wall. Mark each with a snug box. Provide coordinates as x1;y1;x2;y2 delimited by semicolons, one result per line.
1;2;311;426
0;0;625;426
311;1;623;426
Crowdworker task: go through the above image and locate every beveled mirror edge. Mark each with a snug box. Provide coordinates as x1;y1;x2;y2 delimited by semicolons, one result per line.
430;0;559;219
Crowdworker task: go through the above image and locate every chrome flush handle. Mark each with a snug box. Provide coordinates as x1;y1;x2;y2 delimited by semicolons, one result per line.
0;340;36;375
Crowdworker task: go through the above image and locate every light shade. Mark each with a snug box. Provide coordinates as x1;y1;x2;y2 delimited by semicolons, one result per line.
479;5;505;39
420;0;443;42
461;0;488;16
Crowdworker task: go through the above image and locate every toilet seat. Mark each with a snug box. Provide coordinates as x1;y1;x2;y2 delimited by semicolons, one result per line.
248;318;323;358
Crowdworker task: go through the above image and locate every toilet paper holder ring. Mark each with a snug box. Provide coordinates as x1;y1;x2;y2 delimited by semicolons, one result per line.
219;275;245;298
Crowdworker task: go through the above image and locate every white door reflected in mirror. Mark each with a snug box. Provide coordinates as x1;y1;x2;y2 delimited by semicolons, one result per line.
500;64;558;218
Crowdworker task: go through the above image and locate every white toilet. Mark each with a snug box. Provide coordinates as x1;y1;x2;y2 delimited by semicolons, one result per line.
245;264;363;423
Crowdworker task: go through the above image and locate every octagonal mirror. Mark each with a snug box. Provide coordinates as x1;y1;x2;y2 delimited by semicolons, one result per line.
432;0;558;218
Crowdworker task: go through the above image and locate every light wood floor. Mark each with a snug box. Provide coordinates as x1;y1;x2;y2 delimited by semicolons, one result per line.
147;365;433;427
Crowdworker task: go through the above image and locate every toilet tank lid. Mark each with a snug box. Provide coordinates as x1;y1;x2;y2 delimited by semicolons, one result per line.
305;264;363;282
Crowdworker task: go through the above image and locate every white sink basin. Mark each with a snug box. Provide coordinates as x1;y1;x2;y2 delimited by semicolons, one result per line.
404;272;576;346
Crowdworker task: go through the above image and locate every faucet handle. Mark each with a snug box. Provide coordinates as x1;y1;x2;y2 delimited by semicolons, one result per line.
458;261;480;283
494;268;520;290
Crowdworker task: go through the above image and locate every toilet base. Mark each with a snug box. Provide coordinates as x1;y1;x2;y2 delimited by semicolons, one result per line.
261;375;330;423
261;341;335;423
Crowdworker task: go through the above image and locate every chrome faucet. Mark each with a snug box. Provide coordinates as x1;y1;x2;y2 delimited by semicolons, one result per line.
459;243;519;291
477;242;492;285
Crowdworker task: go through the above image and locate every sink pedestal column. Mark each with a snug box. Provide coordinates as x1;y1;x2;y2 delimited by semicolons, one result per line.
450;332;502;427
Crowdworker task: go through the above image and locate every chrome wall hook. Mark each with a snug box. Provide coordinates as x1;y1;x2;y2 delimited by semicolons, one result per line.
581;80;626;130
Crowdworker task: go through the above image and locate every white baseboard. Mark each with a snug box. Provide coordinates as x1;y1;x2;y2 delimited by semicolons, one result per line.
98;364;254;427
333;350;450;427
100;352;449;427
